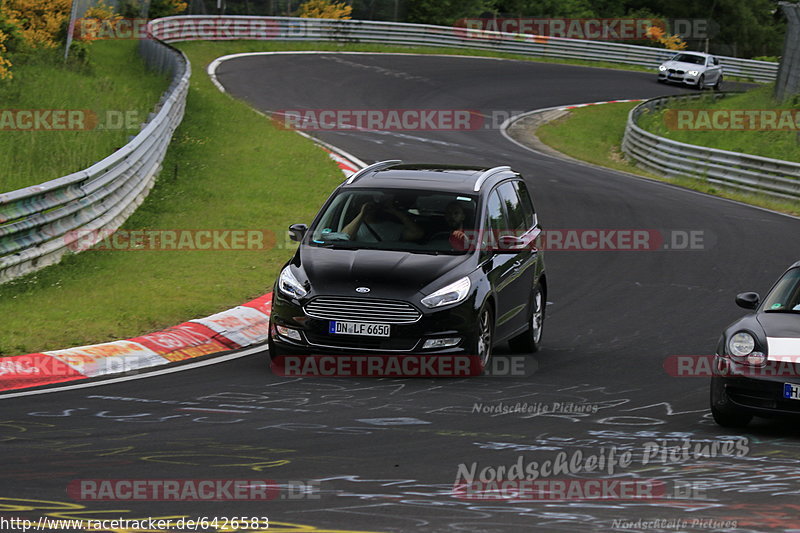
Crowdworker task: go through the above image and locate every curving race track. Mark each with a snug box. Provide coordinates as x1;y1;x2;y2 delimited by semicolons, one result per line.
2;54;800;532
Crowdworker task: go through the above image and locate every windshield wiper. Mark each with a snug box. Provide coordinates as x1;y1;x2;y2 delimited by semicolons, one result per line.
764;309;800;314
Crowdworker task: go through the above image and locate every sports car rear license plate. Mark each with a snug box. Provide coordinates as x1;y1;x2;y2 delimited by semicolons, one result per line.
783;383;800;400
330;321;390;337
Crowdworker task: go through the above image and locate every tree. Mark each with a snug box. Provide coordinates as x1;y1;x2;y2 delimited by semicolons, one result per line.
119;0;188;19
406;0;492;26
296;0;353;19
0;0;72;49
0;29;10;79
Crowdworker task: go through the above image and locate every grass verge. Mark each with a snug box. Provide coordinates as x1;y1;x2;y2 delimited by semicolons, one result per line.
0;41;169;193
536;101;800;216
0;41;345;355
637;85;800;161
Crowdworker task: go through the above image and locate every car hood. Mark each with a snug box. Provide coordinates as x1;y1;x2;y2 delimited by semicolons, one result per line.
663;60;704;71
757;313;800;359
757;313;800;337
298;245;474;298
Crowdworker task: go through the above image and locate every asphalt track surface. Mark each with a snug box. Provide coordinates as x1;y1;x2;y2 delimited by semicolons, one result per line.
2;54;800;532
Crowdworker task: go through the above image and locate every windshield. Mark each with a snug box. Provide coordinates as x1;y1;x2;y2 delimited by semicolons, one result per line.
671;53;705;65
310;188;478;254
763;268;800;312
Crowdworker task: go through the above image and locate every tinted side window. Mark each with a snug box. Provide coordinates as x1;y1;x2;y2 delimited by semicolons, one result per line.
497;182;526;231
513;181;536;229
486;189;506;232
481;190;505;252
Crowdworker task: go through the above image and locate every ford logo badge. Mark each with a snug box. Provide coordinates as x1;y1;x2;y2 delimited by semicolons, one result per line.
355;287;370;293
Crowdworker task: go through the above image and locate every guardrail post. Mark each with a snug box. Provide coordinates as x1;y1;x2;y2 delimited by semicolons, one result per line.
775;2;800;102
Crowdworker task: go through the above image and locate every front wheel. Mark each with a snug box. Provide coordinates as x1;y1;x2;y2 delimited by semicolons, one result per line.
509;284;544;354
696;74;706;90
709;377;752;428
474;305;494;372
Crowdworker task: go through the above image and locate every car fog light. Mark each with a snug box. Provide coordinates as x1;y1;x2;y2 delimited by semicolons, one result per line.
423;337;461;349
746;352;766;366
276;325;302;342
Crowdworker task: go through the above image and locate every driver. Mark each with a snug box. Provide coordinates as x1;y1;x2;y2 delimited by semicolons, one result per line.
342;197;423;242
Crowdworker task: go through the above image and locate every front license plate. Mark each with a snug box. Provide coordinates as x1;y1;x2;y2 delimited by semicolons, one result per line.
783;383;800;400
329;321;390;337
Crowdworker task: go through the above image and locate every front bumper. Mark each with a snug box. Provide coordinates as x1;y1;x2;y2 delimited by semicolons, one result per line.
658;72;701;86
712;356;800;418
269;290;479;356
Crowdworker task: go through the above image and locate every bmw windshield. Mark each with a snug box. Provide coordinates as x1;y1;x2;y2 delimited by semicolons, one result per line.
309;188;478;254
671;53;705;65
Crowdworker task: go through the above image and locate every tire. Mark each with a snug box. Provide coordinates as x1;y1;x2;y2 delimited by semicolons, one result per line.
696;74;706;90
709;377;752;428
713;75;722;91
267;332;287;363
509;284;545;354
474;304;494;372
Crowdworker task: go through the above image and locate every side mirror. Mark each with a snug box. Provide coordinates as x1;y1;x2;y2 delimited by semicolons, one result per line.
498;234;525;250
289;223;308;242
735;292;760;310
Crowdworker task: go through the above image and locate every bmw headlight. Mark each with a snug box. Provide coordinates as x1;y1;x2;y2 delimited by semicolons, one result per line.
729;332;755;357
688;70;700;76
421;277;471;309
278;265;308;299
659;65;667;71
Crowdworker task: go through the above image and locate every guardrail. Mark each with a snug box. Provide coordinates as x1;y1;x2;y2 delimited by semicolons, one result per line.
149;15;778;82
621;93;800;200
0;38;190;284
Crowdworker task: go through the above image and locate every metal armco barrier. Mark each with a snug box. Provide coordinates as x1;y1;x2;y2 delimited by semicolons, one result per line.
149;15;779;82
0;38;190;284
622;93;800;200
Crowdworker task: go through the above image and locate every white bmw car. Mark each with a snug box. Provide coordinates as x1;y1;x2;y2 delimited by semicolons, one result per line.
657;52;722;90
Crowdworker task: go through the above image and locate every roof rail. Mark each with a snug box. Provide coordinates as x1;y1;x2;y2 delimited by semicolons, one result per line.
346;160;403;184
473;166;511;192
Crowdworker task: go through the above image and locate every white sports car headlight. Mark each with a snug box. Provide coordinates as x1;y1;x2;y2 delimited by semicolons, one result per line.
421;277;471;309
659;65;667;71
729;332;755;357
688;70;700;76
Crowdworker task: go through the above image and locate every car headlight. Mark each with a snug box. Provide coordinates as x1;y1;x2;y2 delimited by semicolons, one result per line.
278;265;308;299
729;332;755;357
729;331;767;366
688;70;700;76
421;277;471;309
659;65;667;71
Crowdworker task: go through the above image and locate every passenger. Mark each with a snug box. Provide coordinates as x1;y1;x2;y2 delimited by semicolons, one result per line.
444;201;470;250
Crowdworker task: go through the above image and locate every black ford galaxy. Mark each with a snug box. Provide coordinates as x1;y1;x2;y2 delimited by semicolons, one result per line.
268;161;547;369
